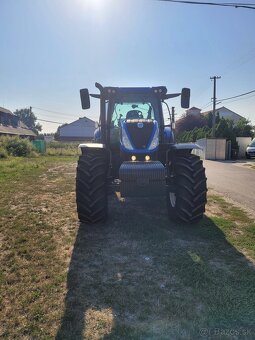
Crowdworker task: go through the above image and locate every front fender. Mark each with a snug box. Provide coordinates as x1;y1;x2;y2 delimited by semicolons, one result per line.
170;143;202;151
78;143;106;155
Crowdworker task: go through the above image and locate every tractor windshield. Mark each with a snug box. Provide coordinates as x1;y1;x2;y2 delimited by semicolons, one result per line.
111;102;156;128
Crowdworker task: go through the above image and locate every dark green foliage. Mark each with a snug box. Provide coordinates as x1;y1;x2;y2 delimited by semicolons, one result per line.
205;111;220;128
176;126;211;142
0;136;35;157
14;108;42;135
176;114;207;135
177;114;254;145
0;147;8;159
234;118;254;137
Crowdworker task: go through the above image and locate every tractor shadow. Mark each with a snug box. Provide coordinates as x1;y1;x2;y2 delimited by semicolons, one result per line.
56;195;255;339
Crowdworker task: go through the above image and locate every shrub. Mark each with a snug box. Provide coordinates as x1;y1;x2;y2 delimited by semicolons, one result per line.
28;150;39;158
45;141;81;156
0;146;8;159
0;136;35;157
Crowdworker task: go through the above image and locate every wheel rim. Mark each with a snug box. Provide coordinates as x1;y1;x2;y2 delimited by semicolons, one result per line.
169;192;176;207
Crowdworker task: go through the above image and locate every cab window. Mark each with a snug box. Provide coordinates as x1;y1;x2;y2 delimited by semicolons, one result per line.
111;102;156;128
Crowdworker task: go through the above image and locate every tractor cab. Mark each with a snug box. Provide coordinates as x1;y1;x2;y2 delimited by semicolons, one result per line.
109;99;160;162
81;84;189;163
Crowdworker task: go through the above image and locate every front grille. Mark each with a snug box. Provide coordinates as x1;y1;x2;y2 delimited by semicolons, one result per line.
126;121;154;149
119;161;166;197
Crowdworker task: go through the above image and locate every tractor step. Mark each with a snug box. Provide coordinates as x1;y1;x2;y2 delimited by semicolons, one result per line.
119;161;166;197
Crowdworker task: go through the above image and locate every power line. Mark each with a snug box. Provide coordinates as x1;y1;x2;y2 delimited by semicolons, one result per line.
157;1;255;9
32;106;75;117
218;93;255;105
218;89;255;102
200;101;212;110
36;118;65;124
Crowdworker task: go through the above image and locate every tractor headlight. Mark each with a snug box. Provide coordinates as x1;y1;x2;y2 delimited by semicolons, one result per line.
122;127;134;150
148;126;159;150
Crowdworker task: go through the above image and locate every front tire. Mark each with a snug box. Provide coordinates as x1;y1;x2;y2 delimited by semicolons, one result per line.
76;151;108;223
167;154;207;223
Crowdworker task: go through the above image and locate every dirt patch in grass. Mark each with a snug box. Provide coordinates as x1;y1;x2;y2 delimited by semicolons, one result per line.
1;157;254;339
242;163;255;170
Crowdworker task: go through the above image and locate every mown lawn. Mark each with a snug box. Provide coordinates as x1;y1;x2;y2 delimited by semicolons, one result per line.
0;156;254;339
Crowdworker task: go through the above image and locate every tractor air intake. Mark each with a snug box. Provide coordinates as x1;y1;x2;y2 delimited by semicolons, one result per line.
121;119;159;152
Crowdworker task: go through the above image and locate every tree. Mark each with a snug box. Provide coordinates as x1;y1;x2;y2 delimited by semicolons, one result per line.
176;114;207;135
215;117;238;148
234;118;254;137
205;111;220;128
14;108;42;135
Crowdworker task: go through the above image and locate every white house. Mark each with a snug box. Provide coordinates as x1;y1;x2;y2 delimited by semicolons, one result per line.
201;106;244;124
59;116;96;141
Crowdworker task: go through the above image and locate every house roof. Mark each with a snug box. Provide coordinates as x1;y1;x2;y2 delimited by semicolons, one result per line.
0;125;36;137
201;106;244;119
60;116;96;129
0;107;37;136
187;107;201;111
0;107;16;116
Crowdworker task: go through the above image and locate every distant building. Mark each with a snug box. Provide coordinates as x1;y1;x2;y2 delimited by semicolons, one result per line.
0;107;36;139
201;106;244;124
186;107;201;116
59;117;96;141
44;134;55;143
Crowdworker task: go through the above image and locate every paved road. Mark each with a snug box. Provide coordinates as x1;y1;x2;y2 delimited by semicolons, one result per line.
204;160;255;213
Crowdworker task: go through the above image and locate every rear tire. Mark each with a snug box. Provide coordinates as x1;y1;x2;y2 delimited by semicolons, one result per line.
167;154;207;223
76;151;108;223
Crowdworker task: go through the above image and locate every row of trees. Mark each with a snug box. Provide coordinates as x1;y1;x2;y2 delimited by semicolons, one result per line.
176;112;254;147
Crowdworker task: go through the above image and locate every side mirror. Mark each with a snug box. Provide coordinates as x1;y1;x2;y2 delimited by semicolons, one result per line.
181;88;190;108
80;88;90;109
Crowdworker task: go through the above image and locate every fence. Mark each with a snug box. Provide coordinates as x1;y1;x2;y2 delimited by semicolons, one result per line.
193;138;226;160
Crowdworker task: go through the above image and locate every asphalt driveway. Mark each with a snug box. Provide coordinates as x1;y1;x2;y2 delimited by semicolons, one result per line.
204;159;255;213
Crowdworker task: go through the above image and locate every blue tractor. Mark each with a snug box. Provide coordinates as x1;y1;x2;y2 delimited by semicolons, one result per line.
76;83;207;223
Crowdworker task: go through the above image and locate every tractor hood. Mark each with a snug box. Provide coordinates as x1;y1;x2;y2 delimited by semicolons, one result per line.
120;119;159;154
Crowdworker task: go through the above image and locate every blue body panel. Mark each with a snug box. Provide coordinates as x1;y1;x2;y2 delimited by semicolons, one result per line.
163;127;174;144
94;128;101;141
120;120;159;154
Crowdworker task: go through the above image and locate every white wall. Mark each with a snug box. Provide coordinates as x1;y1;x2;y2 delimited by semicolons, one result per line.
236;137;252;158
60;118;96;138
195;138;226;160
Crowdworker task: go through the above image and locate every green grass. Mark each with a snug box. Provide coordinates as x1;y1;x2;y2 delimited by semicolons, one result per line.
243;163;255;170
45;141;83;156
0;157;254;339
0;156;77;183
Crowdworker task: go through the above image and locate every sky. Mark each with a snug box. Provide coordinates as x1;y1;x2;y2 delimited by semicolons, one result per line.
1;0;255;133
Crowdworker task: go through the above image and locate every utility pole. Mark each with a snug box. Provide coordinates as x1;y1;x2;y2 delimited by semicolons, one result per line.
171;107;175;126
171;106;175;143
210;76;221;137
